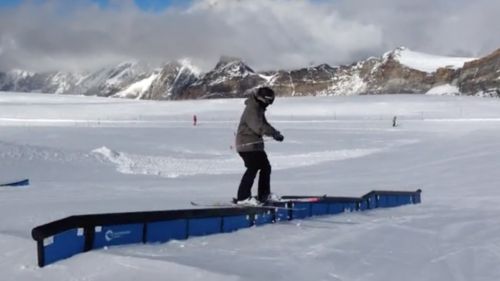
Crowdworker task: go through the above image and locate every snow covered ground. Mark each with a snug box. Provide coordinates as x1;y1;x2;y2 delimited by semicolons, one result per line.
1;91;500;281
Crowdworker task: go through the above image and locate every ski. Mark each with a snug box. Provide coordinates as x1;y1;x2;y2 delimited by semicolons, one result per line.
278;196;326;203
190;201;304;211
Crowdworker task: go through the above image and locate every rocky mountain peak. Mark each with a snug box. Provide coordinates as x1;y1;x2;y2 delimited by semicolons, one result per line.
382;46;408;61
142;60;199;100
213;56;255;77
458;48;500;96
215;56;243;67
0;47;498;99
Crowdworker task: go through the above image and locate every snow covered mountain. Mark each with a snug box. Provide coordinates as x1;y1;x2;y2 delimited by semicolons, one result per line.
0;61;155;97
458;48;500;97
0;47;499;99
144;60;200;100
0;70;83;94
181;56;270;99
264;47;495;97
70;61;155;97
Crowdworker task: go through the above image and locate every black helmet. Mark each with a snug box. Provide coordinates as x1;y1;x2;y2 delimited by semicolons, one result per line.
254;87;275;105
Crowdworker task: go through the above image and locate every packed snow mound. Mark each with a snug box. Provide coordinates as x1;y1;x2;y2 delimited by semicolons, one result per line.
91;146;382;178
426;84;461;96
391;47;476;73
92;146;121;160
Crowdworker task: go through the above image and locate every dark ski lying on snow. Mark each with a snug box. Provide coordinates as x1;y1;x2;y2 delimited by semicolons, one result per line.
0;178;30;187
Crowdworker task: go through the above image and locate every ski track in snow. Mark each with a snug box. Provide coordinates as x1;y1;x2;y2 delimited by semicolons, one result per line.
92;146;384;178
0;141;91;163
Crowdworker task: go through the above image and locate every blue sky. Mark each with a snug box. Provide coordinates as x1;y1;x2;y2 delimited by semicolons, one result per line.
0;0;22;8
0;0;190;11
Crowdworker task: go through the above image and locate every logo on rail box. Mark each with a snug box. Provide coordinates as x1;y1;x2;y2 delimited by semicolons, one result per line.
104;229;132;242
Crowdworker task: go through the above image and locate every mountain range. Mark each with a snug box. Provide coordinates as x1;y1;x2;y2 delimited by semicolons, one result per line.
1;47;499;99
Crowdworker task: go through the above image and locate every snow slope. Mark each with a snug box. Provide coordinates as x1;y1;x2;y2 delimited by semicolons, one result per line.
425;84;461;96
1;91;500;281
113;72;159;99
392;47;476;73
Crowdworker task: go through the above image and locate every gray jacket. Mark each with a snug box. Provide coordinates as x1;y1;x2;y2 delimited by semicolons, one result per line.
235;95;279;152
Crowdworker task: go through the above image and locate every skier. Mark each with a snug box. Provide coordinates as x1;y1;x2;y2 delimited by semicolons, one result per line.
234;87;284;206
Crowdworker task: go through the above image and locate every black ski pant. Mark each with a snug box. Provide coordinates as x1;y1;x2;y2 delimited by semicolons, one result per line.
237;151;271;202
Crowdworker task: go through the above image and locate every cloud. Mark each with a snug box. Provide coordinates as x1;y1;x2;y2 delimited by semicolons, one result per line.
332;0;500;57
0;0;498;73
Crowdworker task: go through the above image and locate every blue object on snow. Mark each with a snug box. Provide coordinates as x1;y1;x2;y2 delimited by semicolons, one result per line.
31;189;422;267
146;219;188;243
222;215;252;233
42;228;85;266
0;178;30;187
188;217;222;236
92;223;143;249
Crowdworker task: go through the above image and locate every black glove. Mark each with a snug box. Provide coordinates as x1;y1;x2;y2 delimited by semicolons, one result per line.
273;131;284;142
